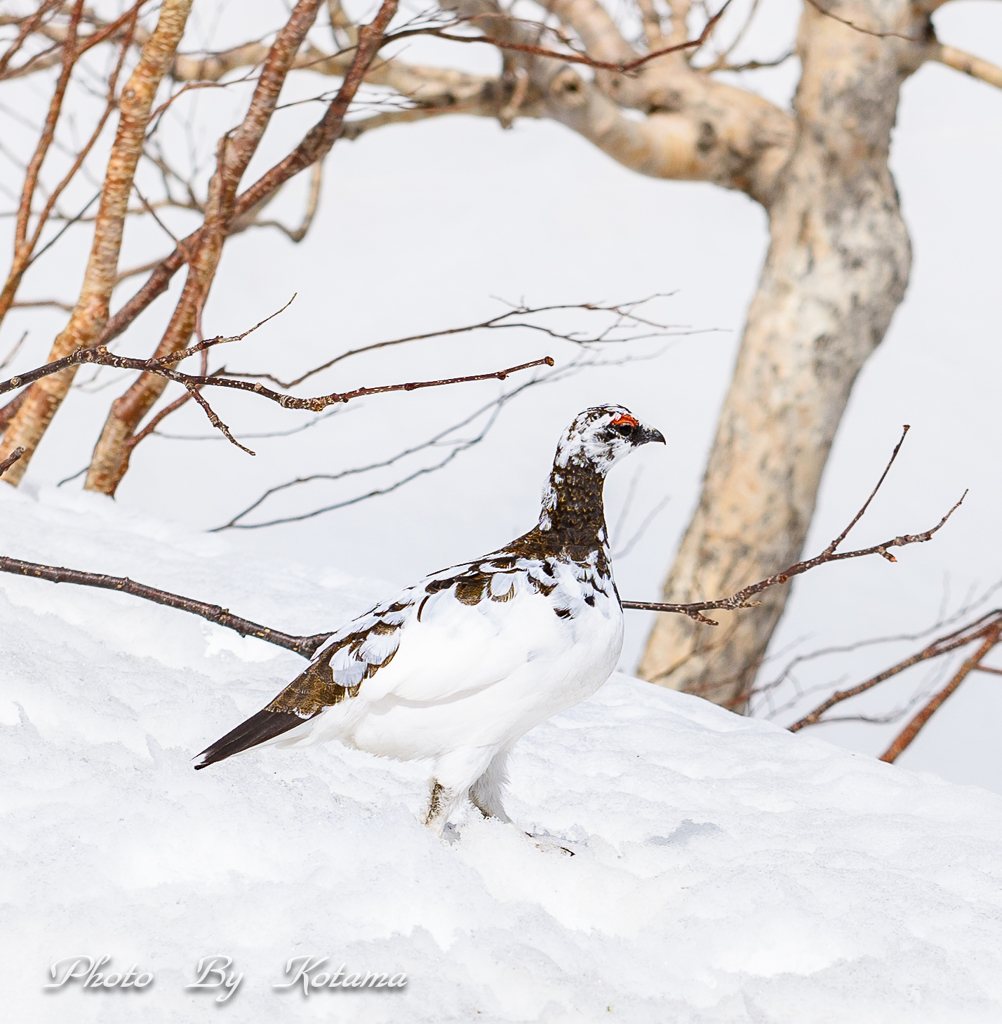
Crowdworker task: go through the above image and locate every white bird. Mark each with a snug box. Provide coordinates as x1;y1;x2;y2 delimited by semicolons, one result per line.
195;405;665;836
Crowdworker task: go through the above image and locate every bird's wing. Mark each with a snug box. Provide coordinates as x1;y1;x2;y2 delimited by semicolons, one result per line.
194;553;598;768
193;583;423;769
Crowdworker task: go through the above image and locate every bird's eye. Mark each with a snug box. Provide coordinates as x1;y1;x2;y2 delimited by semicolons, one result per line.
612;422;634;437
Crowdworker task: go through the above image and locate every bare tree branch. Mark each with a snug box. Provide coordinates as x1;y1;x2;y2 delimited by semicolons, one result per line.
879;625;1002;762
0;342;554;449
787;611;1002;732
0;0;194;483
0;1;63;79
0;446;24;478
623;430;964;625
84;0;328;492
930;43;1002;90
0;554;330;658
801;0;924;42
413;8;731;74
226;296;684;391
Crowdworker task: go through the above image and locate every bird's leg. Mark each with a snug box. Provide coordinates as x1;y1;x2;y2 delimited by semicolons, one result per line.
469;748;512;823
423;780;467;837
423;747;499;837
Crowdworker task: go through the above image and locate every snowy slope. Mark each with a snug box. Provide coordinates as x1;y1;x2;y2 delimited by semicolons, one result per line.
2;486;1002;1024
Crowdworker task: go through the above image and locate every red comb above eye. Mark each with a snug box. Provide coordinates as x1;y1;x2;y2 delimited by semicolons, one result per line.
611;414;638;427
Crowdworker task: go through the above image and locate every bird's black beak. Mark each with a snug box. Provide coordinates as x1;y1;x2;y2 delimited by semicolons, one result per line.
638;425;666;446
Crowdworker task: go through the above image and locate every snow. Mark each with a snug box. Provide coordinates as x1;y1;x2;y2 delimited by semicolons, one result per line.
4;487;1002;1024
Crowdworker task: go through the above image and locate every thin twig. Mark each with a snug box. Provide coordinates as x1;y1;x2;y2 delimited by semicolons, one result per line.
226;296;683;390
0;340;553;449
622;430;963;625
0;446;25;477
787;611;1002;731
157;294;298;367
622;495;964;625
879;626;1002;762
803;0;924;43
386;1;734;76
822;425;908;557
0;347;555;406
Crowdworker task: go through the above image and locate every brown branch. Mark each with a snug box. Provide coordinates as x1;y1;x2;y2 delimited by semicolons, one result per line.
126;346;217;453
787;611;1002;731
84;0;397;496
0;446;25;477
0;4;130;336
0;343;554;453
156;293;298;367
0;2;153;81
623;430;963;625
0;2;62;78
13;0;394;389
184;383;253;454
0;348;554;406
930;43;1002;91
230;297;674;390
13;1;82;252
622;498;963;624
0;0;195;484
0;555;331;659
18;9;136;262
398;1;733;75
0;391;27;433
879;626;1002;763
802;0;925;43
230;0;400;222
822;425;908;557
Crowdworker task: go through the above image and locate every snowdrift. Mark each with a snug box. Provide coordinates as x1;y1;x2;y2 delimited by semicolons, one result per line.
2;485;1001;1023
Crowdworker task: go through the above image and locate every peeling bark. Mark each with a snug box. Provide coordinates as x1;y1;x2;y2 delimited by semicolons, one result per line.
84;0;326;495
0;0;193;485
638;1;920;707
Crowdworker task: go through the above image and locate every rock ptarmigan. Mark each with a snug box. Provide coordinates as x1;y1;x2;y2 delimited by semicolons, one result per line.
195;405;665;836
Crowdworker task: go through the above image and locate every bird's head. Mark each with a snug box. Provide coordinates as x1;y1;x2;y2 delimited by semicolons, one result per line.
552;404;666;475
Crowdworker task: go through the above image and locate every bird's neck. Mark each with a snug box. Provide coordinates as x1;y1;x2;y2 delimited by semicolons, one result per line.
517;458;609;562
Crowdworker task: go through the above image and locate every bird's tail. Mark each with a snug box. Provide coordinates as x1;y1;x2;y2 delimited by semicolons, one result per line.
194;708;310;770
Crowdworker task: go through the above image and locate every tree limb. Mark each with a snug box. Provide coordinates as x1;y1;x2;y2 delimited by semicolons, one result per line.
0;446;25;478
83;0;328;493
0;0;195;484
879;625;1002;762
0;555;330;658
621;499;962;624
0;345;554;451
786;610;1002;731
623;429;964;624
930;43;1002;90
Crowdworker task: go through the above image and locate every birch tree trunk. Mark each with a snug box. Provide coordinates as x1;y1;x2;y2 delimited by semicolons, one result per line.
0;0;193;485
638;2;917;707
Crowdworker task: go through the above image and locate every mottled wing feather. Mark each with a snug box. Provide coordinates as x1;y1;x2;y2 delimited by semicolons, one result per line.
195;546;615;768
194;594;416;768
267;598;414;718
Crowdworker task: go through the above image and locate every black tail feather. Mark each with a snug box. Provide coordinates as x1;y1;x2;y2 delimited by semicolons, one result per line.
194;708;310;770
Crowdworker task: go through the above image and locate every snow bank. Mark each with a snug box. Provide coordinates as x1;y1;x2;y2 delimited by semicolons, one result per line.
2;485;1002;1023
